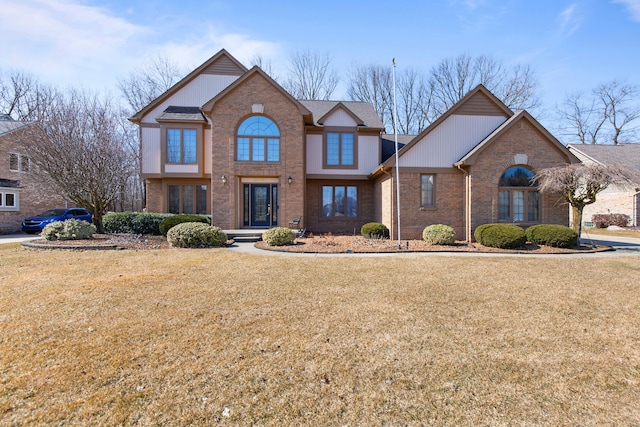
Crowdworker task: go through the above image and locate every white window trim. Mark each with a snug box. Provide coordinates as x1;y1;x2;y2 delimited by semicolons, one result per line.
9;153;30;173
0;189;20;211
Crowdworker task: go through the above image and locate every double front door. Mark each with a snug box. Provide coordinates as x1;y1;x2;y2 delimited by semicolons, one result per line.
243;183;278;227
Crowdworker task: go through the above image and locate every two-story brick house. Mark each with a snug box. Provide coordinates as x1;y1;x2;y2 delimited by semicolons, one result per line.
130;49;578;241
0;115;68;234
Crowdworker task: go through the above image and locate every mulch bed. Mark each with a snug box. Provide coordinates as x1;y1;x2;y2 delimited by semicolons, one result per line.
22;233;611;254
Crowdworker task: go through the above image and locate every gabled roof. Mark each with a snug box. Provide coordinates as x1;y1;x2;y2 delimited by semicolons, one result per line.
567;143;640;174
201;66;312;120
129;49;247;124
0;115;32;137
383;84;513;167
299;100;385;129
381;134;413;163
455;110;579;166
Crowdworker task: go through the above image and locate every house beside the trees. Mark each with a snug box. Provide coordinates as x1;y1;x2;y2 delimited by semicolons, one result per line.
130;49;579;241
567;144;640;227
0;115;68;233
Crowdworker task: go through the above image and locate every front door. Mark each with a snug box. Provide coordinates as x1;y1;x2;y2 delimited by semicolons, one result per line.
244;184;278;227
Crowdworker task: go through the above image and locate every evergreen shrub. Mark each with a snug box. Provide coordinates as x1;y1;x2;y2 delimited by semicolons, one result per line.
525;224;578;248
166;222;227;248
361;222;390;239
262;227;296;246
422;224;457;245
159;214;210;236
474;223;526;249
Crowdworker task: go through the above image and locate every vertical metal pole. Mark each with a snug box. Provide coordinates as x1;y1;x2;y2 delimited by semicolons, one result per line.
392;58;401;250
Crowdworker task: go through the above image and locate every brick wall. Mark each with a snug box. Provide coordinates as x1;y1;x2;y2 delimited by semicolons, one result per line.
1;126;68;234
210;72;305;229
468;118;572;236
305;179;375;235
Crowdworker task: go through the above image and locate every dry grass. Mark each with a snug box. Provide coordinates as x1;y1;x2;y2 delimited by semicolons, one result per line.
583;227;640;239
1;245;639;426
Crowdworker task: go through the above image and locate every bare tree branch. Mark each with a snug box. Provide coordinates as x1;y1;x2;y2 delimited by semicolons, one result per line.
282;50;339;100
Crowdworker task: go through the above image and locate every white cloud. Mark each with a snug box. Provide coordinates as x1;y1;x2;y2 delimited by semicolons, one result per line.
612;0;640;21
0;0;283;93
558;3;582;36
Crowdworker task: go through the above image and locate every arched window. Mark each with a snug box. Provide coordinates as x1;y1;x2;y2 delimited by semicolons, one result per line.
498;166;539;222
236;116;280;162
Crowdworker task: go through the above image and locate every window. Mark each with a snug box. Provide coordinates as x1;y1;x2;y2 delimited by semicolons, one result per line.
167;129;197;164
168;184;208;214
498;166;539;222
236;116;280;162
421;174;435;207
322;185;357;217
0;190;18;211
9;153;30;172
325;132;355;167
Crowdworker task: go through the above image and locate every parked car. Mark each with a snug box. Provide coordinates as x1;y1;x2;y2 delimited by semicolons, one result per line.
21;208;93;234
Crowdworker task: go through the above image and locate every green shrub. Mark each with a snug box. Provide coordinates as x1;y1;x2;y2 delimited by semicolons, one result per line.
361;222;390;239
474;223;526;249
525;224;578;248
103;212;171;235
166;222;227;248
42;219;96;241
159;214;210;236
262;227;296;246
422;224;457;245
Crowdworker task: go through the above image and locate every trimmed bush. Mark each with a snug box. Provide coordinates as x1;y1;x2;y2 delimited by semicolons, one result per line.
422;224;457;245
474;223;527;249
262;227;296;246
103;212;171;235
361;222;390;239
159;214;210;236
42;219;96;241
592;213;630;228
166;222;227;248
525;224;578;248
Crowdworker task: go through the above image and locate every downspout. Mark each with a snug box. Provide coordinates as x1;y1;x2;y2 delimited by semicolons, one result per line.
457;164;471;242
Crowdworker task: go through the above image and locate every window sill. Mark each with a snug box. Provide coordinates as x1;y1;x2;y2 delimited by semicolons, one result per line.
420;206;437;211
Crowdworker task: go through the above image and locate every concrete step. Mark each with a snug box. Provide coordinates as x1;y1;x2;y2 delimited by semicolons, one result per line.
225;230;263;242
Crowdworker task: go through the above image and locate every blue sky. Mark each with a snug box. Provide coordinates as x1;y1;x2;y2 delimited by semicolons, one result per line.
1;0;639;128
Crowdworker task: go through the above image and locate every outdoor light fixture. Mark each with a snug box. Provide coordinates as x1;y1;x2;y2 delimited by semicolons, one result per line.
221;175;227;185
288;176;292;184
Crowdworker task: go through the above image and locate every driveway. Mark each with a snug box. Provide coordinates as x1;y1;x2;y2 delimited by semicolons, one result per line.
580;233;640;255
0;234;41;244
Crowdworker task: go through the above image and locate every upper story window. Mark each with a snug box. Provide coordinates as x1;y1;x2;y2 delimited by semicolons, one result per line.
498;166;539;222
9;153;30;173
325;131;355;168
167;129;197;164
236;116;280;162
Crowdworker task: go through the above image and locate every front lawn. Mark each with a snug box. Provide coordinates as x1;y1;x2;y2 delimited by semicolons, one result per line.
1;247;639;425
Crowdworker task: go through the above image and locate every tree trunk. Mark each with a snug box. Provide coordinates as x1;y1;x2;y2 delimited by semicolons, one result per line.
572;205;584;241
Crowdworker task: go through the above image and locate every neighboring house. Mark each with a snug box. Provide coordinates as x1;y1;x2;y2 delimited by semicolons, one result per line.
567;144;640;227
130;49;578;241
0;115;68;234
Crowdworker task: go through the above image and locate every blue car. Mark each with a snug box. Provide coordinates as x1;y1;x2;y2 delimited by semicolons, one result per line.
22;208;93;234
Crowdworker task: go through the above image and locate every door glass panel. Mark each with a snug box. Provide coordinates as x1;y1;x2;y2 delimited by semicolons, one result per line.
196;185;207;214
168;185;180;214
182;185;194;214
253;186;268;224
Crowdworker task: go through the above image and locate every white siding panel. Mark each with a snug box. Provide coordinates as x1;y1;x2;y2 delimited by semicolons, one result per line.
204;129;212;174
142;74;239;123
141;128;161;174
306;134;324;174
399;115;507;167
306;134;379;175
323;109;357;127
165;164;199;174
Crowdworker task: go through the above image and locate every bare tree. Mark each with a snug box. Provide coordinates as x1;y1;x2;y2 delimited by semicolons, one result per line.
251;54;279;81
348;64;432;134
428;53;540;117
556;80;640;145
117;55;183;114
0;69;60;121
21;89;137;232
535;163;634;237
282;50;339;100
596;80;640;144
